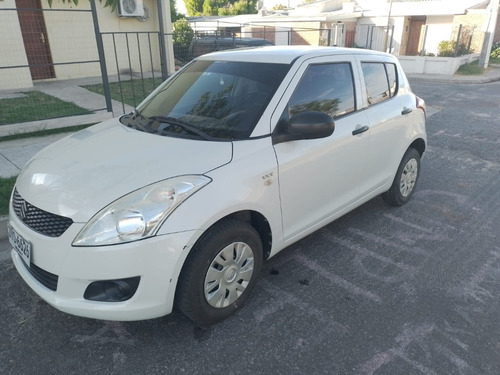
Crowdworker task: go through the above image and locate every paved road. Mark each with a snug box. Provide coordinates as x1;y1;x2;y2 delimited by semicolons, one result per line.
1;80;499;374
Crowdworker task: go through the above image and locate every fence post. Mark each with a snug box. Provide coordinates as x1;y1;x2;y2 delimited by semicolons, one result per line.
157;0;168;81
90;0;112;113
454;24;462;57
419;24;428;56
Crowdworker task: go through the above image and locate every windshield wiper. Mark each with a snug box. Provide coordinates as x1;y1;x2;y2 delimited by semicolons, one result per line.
148;115;215;141
120;110;151;132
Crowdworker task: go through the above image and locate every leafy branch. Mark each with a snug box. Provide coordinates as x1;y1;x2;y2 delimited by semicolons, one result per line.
47;0;119;11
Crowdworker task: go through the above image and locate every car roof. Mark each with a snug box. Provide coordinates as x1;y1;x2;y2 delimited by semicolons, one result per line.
195;45;392;64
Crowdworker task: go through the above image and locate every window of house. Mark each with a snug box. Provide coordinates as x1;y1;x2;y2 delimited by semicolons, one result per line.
288;63;356;119
361;62;399;105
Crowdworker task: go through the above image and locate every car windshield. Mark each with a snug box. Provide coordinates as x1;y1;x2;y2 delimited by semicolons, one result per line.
121;60;290;141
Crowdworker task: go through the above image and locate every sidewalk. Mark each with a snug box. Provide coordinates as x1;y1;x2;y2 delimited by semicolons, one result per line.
407;65;500;84
1;67;500;238
0;76;135;138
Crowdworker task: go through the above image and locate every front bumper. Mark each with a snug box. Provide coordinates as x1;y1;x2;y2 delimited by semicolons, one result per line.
10;215;200;321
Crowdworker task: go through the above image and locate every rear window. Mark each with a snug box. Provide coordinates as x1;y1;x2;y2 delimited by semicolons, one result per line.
361;62;399;105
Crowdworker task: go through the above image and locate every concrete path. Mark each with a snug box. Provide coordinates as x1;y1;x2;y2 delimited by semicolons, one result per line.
0;76;135;137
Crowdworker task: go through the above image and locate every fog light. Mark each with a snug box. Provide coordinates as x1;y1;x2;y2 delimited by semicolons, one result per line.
84;276;140;302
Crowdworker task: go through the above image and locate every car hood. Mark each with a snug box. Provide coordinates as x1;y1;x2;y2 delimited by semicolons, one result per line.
15;119;232;222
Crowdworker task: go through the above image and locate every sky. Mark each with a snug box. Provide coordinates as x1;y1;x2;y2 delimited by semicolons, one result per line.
175;0;187;15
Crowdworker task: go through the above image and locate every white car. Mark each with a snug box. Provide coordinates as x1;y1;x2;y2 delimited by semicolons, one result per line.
9;46;426;326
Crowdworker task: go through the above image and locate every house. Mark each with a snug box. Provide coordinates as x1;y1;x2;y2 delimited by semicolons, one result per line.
190;0;497;55
188;0;499;70
2;0;498;92
1;0;174;91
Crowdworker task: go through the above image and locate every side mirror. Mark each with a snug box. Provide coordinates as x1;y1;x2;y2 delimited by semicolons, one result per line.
272;111;335;145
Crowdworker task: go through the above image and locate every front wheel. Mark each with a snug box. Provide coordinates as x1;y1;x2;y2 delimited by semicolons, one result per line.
175;219;263;326
382;147;421;206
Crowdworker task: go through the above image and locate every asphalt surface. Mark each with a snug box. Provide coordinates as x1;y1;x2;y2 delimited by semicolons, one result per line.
1;80;500;374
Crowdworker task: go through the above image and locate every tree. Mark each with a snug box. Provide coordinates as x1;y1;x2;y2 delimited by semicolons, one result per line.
184;0;204;16
47;0;182;21
218;0;257;15
185;0;257;16
173;18;194;61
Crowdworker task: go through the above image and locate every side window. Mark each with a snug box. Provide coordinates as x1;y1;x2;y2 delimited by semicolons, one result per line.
288;63;356;119
361;62;399;105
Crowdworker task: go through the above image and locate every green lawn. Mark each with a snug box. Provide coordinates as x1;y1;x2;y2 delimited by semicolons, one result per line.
0;176;16;216
0;91;92;126
456;60;485;75
84;77;163;107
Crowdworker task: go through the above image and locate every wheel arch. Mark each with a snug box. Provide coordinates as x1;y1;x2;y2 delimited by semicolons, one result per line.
410;138;426;156
207;210;273;260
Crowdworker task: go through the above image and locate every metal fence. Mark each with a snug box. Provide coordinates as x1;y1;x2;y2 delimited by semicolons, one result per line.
0;1;109;127
419;23;479;57
1;2;381;127
355;25;395;52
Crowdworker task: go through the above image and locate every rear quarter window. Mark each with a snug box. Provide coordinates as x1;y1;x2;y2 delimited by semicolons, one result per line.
361;62;399;105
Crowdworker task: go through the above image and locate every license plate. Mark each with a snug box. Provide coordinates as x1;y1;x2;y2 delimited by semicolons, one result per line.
8;223;31;267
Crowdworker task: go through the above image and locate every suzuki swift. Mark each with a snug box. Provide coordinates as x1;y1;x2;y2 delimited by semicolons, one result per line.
9;46;426;326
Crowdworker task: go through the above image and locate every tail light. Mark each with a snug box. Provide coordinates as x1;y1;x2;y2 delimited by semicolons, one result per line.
416;96;426;117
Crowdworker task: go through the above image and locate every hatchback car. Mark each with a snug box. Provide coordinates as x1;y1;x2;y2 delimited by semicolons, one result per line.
9;46;426;326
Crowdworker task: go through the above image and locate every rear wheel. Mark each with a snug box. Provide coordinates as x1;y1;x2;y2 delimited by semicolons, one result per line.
383;147;421;206
175;219;263;326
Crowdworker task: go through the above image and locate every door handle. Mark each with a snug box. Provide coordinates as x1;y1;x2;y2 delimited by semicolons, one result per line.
401;107;413;115
352;125;369;136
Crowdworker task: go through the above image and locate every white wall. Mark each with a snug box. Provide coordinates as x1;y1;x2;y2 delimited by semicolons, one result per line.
423;15;454;55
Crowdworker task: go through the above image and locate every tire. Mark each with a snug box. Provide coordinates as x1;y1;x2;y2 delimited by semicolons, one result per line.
175;219;263;326
382;147;421;207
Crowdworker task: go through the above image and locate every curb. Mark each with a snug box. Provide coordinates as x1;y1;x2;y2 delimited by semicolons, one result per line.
408;75;500;84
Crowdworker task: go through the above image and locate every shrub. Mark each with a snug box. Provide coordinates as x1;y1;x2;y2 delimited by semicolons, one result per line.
437;41;455;57
491;42;500;59
437;40;472;57
173;19;194;62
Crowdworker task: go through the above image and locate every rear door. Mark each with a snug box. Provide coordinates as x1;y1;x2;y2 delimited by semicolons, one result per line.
272;55;370;241
355;57;417;191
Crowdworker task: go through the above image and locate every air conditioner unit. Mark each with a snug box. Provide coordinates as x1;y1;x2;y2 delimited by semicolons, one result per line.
118;0;144;17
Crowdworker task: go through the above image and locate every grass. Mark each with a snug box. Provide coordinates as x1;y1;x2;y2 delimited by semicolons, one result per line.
84;77;163;107
456;60;485;75
0;91;92;126
490;57;500;65
0;176;16;216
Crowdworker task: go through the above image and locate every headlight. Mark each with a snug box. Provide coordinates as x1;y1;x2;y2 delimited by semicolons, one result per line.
73;175;211;246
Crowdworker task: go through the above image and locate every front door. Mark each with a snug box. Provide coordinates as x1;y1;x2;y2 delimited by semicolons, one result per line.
16;0;55;80
406;17;426;56
273;57;369;241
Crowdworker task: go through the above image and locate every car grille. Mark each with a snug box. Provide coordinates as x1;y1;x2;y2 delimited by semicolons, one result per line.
12;188;73;237
23;261;59;291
